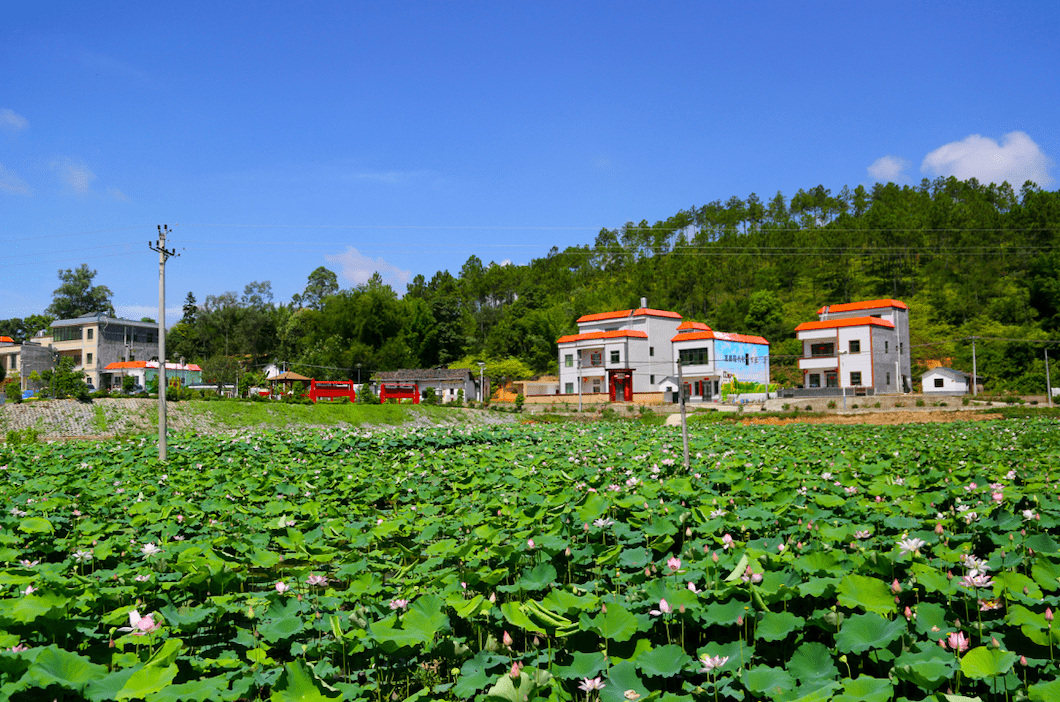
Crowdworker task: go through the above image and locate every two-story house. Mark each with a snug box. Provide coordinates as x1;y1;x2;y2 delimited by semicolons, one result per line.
557;301;682;401
670;322;771;401
795;299;910;393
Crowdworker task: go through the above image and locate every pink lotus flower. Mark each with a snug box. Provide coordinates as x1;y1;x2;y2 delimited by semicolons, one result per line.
649;599;672;616
1046;607;1054;622
698;654;729;673
891;579;902;594
307;574;328;587
578;677;606;692
119;610;161;636
721;534;734;550
667;556;681;572
946;631;969;652
21;585;36;596
527;538;535;549
389;598;409;610
274;581;290;594
503;630;514;647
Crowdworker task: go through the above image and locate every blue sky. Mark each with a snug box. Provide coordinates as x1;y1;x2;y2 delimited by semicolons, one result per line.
2;1;1057;322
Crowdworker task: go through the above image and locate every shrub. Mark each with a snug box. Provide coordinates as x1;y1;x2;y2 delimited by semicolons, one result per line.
895;401;905;408
782;403;790;411
515;393;525;412
455;389;464;407
422;387;439;405
962;396;970;406
852;404;859;409
826;400;836;409
805;405;813;411
940;402;948;407
916;399;925;407
874;401;881;408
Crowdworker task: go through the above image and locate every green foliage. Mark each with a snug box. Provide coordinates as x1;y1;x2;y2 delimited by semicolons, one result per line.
0;419;1058;698
45;264;115;319
421;387;438;405
41;356;90;400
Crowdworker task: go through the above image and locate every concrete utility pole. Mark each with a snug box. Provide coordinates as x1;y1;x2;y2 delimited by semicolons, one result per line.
149;225;178;461
677;357;689;470
971;337;978;397
577;356;582;412
1046;348;1053;407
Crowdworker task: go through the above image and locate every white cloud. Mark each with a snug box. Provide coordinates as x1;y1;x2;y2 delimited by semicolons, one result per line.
921;131;1054;187
113;304;183;324
867;155;909;182
0;163;32;195
51;158;97;194
325;246;411;291
350;170;427;185
109;187;130;202
0;108;29;133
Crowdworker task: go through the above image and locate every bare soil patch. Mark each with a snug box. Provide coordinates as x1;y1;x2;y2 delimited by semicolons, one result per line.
741;410;1004;426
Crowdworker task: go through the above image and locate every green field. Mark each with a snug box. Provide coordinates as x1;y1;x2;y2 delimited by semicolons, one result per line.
0;418;1058;701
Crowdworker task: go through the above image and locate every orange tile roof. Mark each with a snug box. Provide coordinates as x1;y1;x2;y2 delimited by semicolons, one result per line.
0;336;13;343
796;316;895;332
817;298;908;315
671;330;769;345
676;321;711;331
104;361;203;371
576;308;682;323
557;330;649;344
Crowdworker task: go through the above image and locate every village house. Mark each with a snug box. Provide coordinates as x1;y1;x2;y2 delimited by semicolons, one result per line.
795;299;911;394
373;368;484;404
556;300;682;402
556;300;771;402
666;322;771;402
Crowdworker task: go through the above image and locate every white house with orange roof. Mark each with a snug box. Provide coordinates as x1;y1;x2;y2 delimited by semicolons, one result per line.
557;299;682;401
795;298;910;393
102;360;203;391
669;322;771;401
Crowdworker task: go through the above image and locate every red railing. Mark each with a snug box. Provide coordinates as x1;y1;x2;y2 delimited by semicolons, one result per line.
309;379;357;403
379;383;419;404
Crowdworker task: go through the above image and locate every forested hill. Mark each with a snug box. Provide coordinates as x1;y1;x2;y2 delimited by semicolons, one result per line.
8;177;1057;394
165;177;1060;393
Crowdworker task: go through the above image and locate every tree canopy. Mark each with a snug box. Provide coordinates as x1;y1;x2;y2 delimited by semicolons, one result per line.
45;264;115;319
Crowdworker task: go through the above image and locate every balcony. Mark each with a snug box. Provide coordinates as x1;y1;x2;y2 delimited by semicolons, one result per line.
799;356;839;371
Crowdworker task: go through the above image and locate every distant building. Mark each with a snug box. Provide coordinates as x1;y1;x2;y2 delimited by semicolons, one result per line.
795;299;911;394
374;368;483;403
921;367;972;395
557;302;683;401
669;322;771;401
0;313;161;392
102;361;203;390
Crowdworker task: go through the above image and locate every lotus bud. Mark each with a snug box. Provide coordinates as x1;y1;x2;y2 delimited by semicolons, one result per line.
679;604;686;613
1020;655;1028;666
904;606;913;620
503;631;513;647
736;615;743;626
992;637;1000;647
935;523;944;535
686;527;692;537
891;579;902;594
489;592;496;603
565;547;571;557
712;552;719;563
601;604;607;614
1046;607;1054;622
533;636;540;646
1024;586;1030;595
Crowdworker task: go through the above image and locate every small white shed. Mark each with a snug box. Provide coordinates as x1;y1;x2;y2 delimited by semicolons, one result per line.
922;367;970;394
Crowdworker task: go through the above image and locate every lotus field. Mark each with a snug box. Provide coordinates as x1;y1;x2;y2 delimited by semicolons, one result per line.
2;419;1060;701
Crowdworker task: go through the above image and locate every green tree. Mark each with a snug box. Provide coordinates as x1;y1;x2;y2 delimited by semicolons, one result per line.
202;354;240;394
45;264;115;319
181;292;198;325
41;357;90;400
301;267;339;310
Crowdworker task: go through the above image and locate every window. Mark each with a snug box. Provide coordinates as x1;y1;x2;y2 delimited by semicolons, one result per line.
650;374;655;384
589;352;602;367
745;353;749;365
87;328;94;340
564;383;574;394
86;353;93;365
679;347;709;365
886;372;891;386
809;373;821;388
885;341;889;354
564;354;573;368
52;326;83;342
825;371;838;388
850;372;862;386
649;347;654;356
849;339;860;354
810;342;835;357
934;378;944;388
592;380;601;393
610;350;620;364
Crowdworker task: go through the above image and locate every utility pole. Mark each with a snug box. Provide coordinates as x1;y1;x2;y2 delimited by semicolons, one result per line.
149;225;178;461
971;337;978;397
677;357;689;470
1046;347;1053;407
577;356;582;412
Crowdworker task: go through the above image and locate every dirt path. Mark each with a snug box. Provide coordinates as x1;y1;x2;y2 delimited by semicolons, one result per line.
738;410;1004;426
